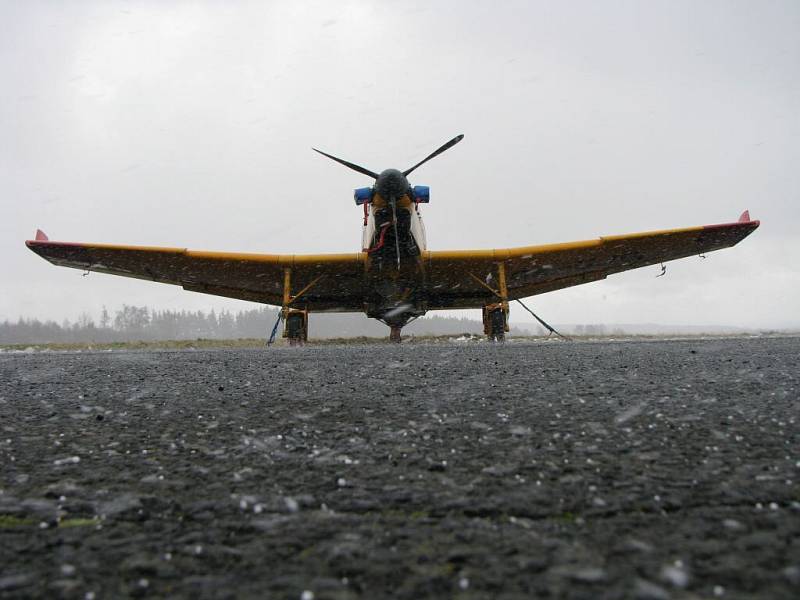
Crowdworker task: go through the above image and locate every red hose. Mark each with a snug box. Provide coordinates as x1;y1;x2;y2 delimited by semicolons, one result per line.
367;222;391;254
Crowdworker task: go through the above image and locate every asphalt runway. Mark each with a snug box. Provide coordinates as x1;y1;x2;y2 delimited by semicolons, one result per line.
1;336;798;599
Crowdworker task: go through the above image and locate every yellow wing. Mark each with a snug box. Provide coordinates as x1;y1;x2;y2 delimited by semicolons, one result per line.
26;235;366;312
423;213;760;310
26;213;759;313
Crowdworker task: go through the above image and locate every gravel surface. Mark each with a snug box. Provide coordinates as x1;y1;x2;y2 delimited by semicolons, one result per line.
1;336;798;599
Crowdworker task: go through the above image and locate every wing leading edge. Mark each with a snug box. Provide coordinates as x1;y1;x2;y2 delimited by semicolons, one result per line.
423;211;760;310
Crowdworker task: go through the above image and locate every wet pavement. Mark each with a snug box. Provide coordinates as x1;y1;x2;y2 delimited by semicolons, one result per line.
1;336;798;599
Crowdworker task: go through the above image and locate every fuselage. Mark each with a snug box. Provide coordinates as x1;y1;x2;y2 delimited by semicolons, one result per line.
313;135;464;333
360;169;428;328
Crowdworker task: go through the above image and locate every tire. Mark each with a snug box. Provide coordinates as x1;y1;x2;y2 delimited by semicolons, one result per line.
490;309;505;342
286;314;304;343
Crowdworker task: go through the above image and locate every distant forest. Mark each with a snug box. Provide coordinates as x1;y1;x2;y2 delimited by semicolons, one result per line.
0;305;545;344
0;306;279;344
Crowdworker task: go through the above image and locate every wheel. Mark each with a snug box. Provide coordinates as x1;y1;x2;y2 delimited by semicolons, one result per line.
489;308;505;342
286;313;305;345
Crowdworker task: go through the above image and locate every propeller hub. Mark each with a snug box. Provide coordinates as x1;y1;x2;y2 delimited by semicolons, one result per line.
375;169;410;201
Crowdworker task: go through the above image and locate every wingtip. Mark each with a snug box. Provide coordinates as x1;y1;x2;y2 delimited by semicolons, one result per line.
27;229;49;246
738;210;761;228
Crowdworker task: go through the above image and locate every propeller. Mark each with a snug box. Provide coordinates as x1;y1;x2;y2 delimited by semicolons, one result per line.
311;148;379;179
312;134;464;180
402;134;464;176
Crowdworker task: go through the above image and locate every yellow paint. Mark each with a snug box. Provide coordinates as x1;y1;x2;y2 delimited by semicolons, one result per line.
188;251;363;266
282;268;291;307
426;223;709;262
497;262;509;331
369;192;412;210
600;224;703;242
26;222;716;268
497;262;508;300
290;274;326;304
397;194;413;209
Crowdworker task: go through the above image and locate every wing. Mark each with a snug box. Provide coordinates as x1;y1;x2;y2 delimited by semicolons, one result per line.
26;231;366;312
423;211;760;310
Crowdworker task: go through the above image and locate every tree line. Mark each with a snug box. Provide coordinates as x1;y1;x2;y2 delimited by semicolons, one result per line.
0;305;280;344
1;305;549;344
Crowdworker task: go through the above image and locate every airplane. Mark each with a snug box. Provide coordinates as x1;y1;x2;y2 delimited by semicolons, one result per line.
26;134;760;344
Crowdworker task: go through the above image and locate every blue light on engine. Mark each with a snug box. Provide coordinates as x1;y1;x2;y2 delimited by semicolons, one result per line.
354;187;373;205
413;185;430;203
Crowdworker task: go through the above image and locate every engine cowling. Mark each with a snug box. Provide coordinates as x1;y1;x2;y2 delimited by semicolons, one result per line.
412;185;430;203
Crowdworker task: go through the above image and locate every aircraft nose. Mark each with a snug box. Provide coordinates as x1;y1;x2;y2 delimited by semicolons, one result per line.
376;169;408;199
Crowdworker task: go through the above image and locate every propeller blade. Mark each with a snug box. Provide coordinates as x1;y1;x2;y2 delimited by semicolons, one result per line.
402;134;464;177
312;148;379;179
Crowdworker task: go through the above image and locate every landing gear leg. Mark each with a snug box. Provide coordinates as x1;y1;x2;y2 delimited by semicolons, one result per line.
279;267;319;347
480;263;510;342
389;326;402;343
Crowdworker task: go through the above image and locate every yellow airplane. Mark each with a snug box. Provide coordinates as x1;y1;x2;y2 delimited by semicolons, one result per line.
26;135;759;343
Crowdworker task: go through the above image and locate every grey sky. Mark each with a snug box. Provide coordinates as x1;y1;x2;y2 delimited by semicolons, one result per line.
2;1;798;328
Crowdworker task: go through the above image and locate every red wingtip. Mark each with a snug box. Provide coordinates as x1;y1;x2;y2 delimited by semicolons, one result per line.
35;229;49;241
738;210;751;223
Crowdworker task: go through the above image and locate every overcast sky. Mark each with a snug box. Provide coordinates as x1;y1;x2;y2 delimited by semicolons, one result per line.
2;1;798;329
